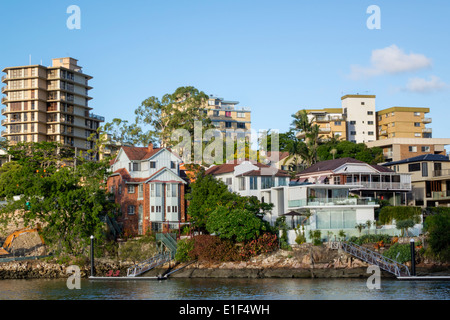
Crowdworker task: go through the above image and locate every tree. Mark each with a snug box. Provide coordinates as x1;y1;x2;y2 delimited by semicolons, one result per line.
395;219;415;237
424;210;450;262
206;207;268;243
135;86;214;150
355;223;366;237
317;140;384;164
101;118;151;147
0;142;116;256
291;110;322;167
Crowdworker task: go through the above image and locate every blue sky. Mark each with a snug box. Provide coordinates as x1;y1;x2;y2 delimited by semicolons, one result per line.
1;0;450;139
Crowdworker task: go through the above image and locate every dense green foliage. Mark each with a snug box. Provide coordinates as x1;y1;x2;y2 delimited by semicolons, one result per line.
0;142;116;256
379;206;422;225
317;140;384;164
424;210;450;262
348;234;392;246
174;238;195;263
383;243;411;264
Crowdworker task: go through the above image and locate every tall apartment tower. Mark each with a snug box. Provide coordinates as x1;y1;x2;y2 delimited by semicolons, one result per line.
376;107;432;139
1;57;104;160
341;94;376;144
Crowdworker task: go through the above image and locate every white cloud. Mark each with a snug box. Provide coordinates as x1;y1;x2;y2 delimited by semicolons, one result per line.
349;45;432;80
403;76;449;93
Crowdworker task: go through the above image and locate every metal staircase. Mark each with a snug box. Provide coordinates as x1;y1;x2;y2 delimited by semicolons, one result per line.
338;242;410;277
126;252;172;277
126;233;178;277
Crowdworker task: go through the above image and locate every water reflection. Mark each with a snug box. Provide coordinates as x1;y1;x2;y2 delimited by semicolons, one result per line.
0;278;449;300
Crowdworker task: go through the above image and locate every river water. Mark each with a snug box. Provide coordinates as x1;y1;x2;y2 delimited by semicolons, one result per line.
0;278;449;300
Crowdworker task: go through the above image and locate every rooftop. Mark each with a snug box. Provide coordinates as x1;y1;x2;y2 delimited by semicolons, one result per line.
382;154;450;167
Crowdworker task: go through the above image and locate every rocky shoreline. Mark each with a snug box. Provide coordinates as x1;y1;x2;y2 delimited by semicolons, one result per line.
1;245;448;280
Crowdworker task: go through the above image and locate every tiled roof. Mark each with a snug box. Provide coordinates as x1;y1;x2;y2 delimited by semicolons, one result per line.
297;158;365;175
205;160;288;177
382;154;450;167
122;146;163;161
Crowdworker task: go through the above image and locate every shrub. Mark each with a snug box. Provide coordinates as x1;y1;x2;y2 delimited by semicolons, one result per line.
189;235;240;262
424;211;450;262
175;238;195;263
383;243;411;264
379;206;421;225
240;233;278;260
348;234;392;245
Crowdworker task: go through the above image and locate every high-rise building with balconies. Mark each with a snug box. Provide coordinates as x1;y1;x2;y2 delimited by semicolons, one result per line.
1;57;104;160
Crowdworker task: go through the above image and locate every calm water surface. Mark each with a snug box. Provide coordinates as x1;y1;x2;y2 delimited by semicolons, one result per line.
0;278;449;300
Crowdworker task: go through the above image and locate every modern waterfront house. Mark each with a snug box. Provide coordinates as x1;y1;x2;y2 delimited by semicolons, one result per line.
260;184;380;244
293;157;412;205
204;160;290;198
382;154;450;208
107;143;188;236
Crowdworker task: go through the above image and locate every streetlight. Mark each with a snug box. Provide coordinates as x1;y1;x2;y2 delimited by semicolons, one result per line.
90;235;95;278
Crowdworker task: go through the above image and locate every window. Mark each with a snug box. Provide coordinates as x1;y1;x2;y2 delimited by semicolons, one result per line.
118;185;122;195
225;178;232;185
250;176;258;190
237;112;245;118
368;121;374;125
334;121;341;126
237;122;246;129
422;162;428;177
350;121;356;125
408;163;421;172
421;146;430;152
368;131;374;136
278;178;287;186
361;102;365;105
138;184;144;198
415;133;421;137
128;205;136;215
171;161;176;169
225;111;232;118
409;146;417;152
414;122;421;127
333;176;341;185
225;122;232;128
261;177;275;189
238;177;245;191
129;162;140;172
367;111;374;115
150;161;156;169
127;185;135;194
350;131;356;135
213;111;219;117
414;112;421;116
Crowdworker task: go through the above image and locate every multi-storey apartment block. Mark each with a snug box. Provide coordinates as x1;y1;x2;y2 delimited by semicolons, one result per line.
342;95;377;144
206;95;251;138
1;57;104;160
377;107;432;140
300;108;347;141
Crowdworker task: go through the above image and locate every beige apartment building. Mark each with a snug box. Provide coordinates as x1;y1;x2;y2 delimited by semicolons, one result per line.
377;107;432;140
300;108;347;141
1;57;104;160
206;95;251;138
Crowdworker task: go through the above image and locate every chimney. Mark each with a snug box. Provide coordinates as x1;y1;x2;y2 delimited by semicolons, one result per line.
148;142;154;152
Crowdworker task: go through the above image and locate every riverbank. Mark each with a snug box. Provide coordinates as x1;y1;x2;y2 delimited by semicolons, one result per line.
1;245;448;280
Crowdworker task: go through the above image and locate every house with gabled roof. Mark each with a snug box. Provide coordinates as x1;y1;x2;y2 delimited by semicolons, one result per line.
107;143;188;236
204;160;290;199
293;157;412;205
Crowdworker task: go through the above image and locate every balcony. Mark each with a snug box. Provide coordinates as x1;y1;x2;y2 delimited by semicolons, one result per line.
1;97;7;104
1;86;7;93
288;197;377;208
379;130;388;136
423;128;433;133
1;119;8;126
1;130;7;136
1;108;6;115
422;117;432;124
433;169;450;177
345;181;411;191
1;75;6;82
432;190;450;200
87;113;105;122
318;127;331;133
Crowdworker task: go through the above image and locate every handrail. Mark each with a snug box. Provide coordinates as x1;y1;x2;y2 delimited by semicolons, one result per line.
126;252;171;277
340;242;410;277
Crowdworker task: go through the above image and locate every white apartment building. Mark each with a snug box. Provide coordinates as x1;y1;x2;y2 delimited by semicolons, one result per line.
341;94;377;144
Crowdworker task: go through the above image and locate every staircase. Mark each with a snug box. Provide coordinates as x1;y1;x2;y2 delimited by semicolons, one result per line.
156;233;178;260
126;233;178;277
337;242;410;277
126;252;172;277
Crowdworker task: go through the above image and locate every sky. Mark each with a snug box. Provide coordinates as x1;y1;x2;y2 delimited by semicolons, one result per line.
1;0;450;141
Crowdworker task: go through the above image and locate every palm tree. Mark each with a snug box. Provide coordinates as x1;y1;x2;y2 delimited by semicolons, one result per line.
355;223;366;237
365;220;372;235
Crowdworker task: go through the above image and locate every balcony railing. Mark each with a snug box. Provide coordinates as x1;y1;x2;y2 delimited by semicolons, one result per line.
1;75;6;82
1;108;6;115
288;197;377;208
1;130;7;136
1;86;7;93
432;190;450;200
319;127;331;133
422;117;432;124
345;181;411;190
1;119;7;126
1;97;7;104
423;128;432;133
433;169;450;177
87;113;105;122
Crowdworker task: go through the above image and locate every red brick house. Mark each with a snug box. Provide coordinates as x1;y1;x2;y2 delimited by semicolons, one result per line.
107;143;188;236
